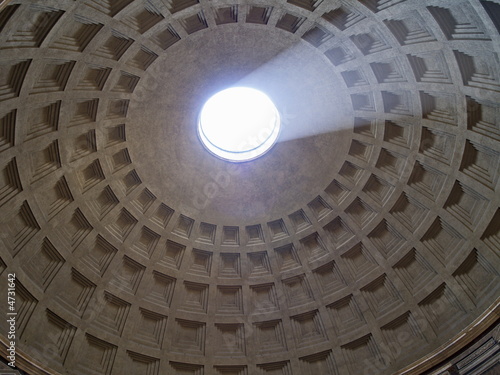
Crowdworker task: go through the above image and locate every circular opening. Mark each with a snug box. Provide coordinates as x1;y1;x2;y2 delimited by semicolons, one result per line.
198;87;281;162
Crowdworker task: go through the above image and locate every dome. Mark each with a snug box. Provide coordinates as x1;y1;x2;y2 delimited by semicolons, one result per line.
0;0;499;374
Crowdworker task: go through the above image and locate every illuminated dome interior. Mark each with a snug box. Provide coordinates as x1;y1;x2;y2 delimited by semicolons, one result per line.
0;0;499;374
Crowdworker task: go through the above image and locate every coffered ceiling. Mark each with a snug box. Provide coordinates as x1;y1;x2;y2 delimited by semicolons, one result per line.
0;0;499;374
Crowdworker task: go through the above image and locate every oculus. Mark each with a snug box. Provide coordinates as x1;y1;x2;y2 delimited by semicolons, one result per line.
198;87;281;162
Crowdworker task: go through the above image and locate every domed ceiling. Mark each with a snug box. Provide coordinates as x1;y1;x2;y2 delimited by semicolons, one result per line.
0;0;499;374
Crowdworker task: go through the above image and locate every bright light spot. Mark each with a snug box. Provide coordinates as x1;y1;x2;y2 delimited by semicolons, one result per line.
198;87;280;162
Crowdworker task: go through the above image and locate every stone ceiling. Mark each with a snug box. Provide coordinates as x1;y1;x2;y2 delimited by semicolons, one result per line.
0;0;499;374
